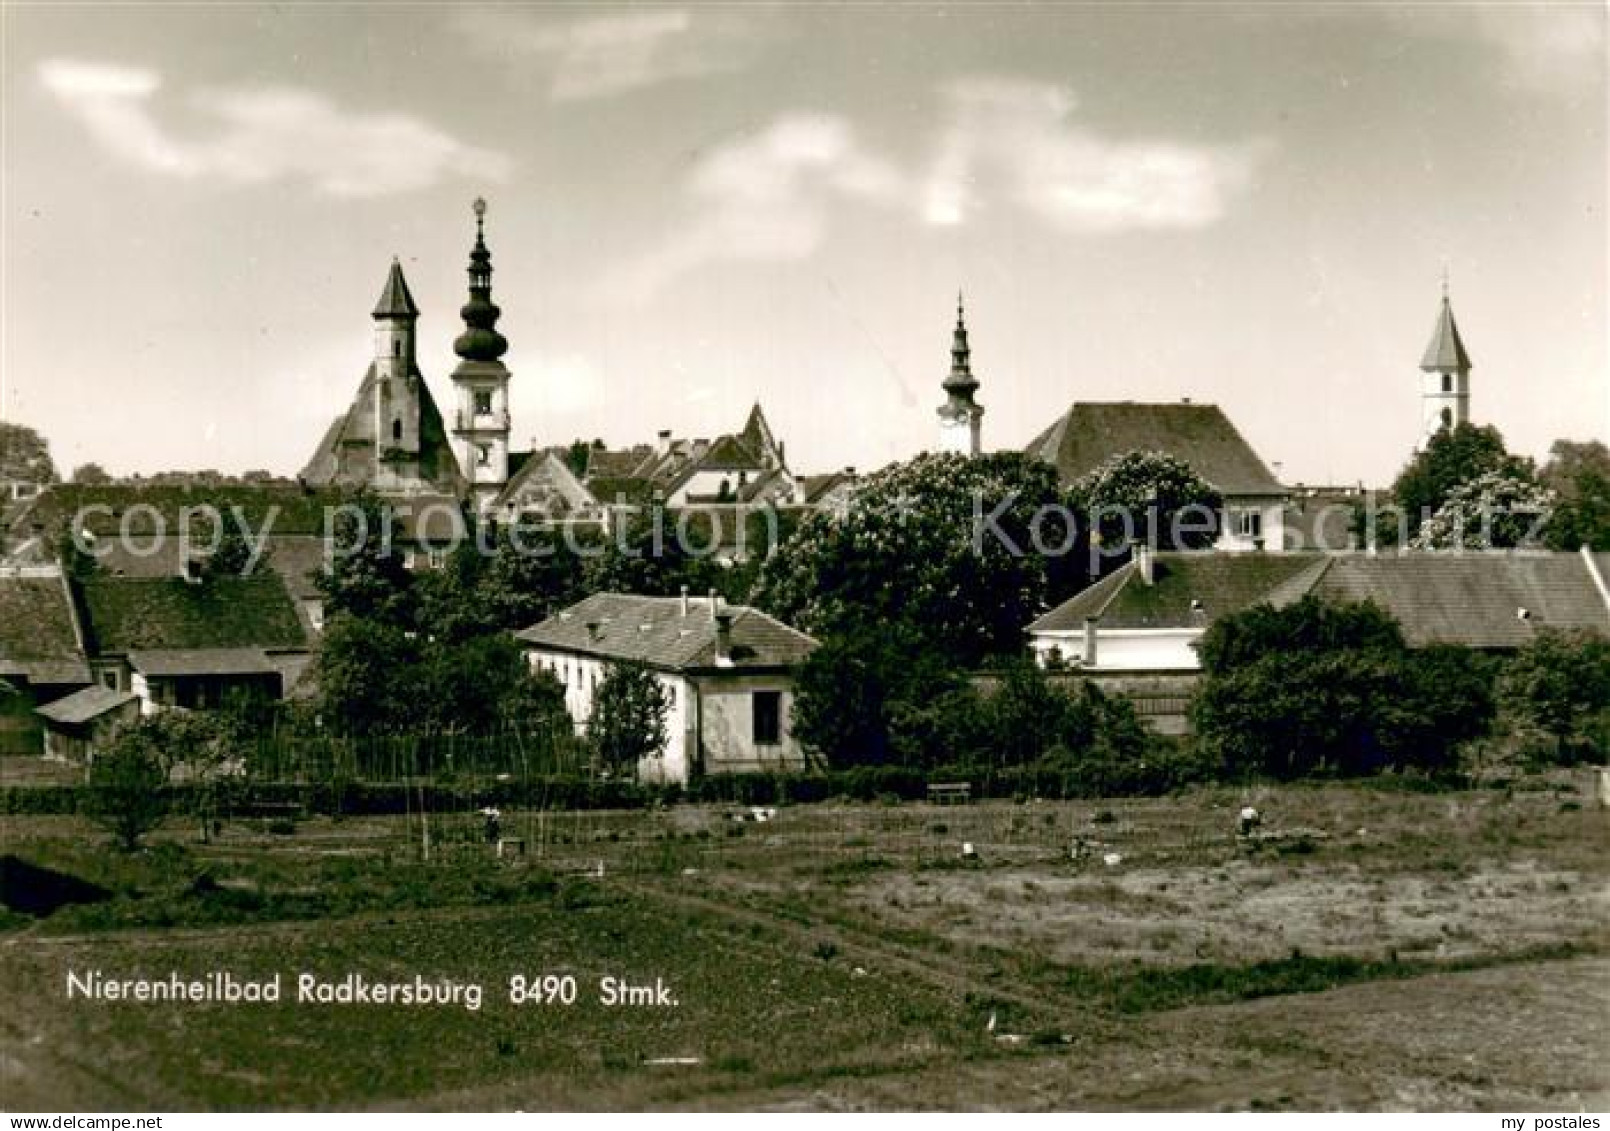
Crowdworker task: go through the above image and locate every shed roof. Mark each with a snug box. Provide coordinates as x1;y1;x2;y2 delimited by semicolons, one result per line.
36;685;137;726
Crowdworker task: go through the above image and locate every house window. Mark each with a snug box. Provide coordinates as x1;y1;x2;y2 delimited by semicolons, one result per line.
474;390;493;415
101;670;117;691
1441;407;1453;428
1237;510;1262;538
1442;373;1453;394
476;443;490;466
393;419;402;442
752;691;781;746
393;340;402;358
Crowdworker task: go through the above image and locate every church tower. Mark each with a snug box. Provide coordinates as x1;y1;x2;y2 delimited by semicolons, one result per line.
1417;283;1472;450
372;259;424;482
936;293;984;456
449;198;513;514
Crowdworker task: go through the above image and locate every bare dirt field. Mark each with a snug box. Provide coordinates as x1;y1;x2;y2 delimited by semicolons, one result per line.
1;775;1605;1110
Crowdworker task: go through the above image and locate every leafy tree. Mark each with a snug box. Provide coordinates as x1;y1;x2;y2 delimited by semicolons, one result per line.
1192;597;1494;779
563;439;604;479
791;622;959;767
1541;439;1610;551
0;421;58;484
1498;629;1610;763
314;494;415;629
478;524;588;630
1070;450;1223;556
589;661;670;775
1410;471;1556;550
1389;423;1535;542
128;711;249;842
69;462;112;485
315;616;425;735
87;726;169;851
754;452;1064;667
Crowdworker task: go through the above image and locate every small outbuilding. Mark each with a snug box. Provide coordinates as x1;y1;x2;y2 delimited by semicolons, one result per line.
36;686;139;767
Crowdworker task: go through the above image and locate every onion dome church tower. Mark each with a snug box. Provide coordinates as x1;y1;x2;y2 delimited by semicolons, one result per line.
936;293;984;456
450;198;515;515
1417;281;1472;451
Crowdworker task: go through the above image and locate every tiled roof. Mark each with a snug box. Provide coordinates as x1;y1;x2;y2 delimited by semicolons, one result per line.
0;570;89;685
1027;402;1286;496
128;648;282;677
1030;553;1323;632
516;593;816;672
1028;551;1610;649
1420;298;1472;372
36;685;137;726
1313;553;1607;648
77;573;308;656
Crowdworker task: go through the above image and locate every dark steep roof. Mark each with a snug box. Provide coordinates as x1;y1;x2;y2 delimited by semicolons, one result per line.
77;573;308;656
1027;402;1285;497
516;593;816;672
0;570;89;685
1420;298;1472;372
372;260;420;319
299;362;466;496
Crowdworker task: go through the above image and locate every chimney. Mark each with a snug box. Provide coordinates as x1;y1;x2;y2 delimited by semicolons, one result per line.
680;585;690;616
1132;540;1154;585
586;620;601;643
714;612;735;667
1082;617;1099;668
656;429;672;456
708;588;719;621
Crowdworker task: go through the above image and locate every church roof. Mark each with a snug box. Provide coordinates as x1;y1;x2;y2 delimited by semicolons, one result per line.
517;593;817;672
1420;297;1472;372
299;361;467;496
372;260;419;319
1026;401;1285;497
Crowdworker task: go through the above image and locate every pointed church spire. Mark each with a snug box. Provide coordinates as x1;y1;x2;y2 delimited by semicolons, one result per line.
372;258;419;320
1420;291;1472;373
453;197;508;363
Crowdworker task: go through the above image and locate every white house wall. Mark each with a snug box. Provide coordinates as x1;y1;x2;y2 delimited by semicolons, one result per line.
1216;496;1288;553
1032;627;1203;672
692;674;808;776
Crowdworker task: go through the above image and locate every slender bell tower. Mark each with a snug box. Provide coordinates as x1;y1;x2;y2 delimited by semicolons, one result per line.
1417;279;1472;450
936;292;984;456
371;258;424;483
449;197;513;513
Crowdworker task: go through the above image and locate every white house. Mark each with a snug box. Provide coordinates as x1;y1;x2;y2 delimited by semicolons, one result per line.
516;591;818;786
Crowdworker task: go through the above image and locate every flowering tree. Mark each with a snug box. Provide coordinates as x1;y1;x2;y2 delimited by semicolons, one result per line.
1410;471;1556;550
1070;450;1224;554
752;452;1064;667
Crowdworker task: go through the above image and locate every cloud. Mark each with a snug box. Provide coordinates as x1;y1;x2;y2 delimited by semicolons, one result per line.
38;58;509;197
1471;7;1605;94
923;78;1262;233
449;8;756;101
608;80;1263;296
604;114;907;298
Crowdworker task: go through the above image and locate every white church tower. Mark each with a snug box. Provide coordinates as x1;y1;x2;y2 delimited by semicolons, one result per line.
449;198;513;514
936;293;984;456
1417;282;1472;450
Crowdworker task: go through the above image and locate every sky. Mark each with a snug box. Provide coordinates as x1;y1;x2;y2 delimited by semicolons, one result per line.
2;2;1605;488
